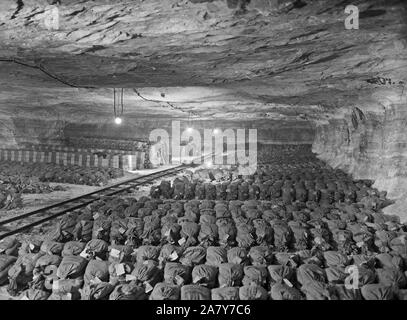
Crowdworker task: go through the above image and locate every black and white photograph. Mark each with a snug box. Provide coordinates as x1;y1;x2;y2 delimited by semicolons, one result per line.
0;0;406;310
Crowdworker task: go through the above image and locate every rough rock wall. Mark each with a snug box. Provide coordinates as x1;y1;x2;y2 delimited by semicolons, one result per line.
313;94;407;222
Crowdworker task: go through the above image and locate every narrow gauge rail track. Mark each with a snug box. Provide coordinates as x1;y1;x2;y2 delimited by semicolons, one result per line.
0;162;201;240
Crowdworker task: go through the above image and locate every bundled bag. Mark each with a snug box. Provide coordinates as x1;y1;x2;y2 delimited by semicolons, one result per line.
72;220;93;242
204;183;217;200
325;267;348;284
270;283;303;300
361;283;395;300
136;246;160;263
52;278;83;299
57;255;88;279
0;255;17;285
110;218;129;244
40;240;64;256
239;285;268;300
92;217;111;242
271;220;293;251
268;265;295;284
125;218;144;246
158;244;183;265
108;262;133;285
332;284;362;300
253;219;273;245
323;251;351;268
7;252;44;296
296;264;326;286
227;247;249;265
375;253;404;269
218;263;243;287
192;264;218;288
149;282;180;300
216;218;237;246
108;245;133;264
163;262;191;286
248;246;273;266
83;239;109;260
81;282;115;300
159;180;173;199
288;221;310;250
236;223;256;248
23;288;50;300
198;223;218;247
211;287;240;300
180;246;206;267
301;281;335;300
109;283;147;300
0;237;20;256
376;267;407;288
206;247;227;267
179;221;200;247
161;222;181;245
130;260;162;292
173;178;186;200
84;260;109;285
195;183;205;200
242;266;268;287
62;241;86;257
47;215;77;242
33;254;62;279
181;285;211;300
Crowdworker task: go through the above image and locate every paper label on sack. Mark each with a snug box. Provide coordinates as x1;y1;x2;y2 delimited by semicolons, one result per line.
283;279;293;287
356;241;364;248
0;248;5;254
110;248;121;258
224;234;229;240
144;282;153;293
125;274;137;282
119;227;126;234
93;213;100;220
164;230;171;237
143;260;149;265
116;263;126;276
97;228;104;232
255;290;262;299
175;275;184;285
20;295;29;300
315;237;323;245
169;251;178;261
131;248;139;256
178;238;186;245
234;257;242;264
193;276;202;283
29;243;35;251
91;277;102;285
52;280;59;291
65;293;72;300
80;250;89;259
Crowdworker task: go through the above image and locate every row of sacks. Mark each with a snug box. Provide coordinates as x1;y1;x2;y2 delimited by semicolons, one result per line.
40;195;405;252
2;239;407;300
149;172;386;206
0;161;123;187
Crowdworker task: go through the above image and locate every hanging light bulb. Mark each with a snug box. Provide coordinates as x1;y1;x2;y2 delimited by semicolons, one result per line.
186;111;193;133
213;128;221;135
113;88;124;125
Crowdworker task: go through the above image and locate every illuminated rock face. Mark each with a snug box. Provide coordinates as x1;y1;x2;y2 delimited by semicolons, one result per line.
313;98;407;222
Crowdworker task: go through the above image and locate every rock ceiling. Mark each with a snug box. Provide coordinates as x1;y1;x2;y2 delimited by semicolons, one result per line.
0;0;406;124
